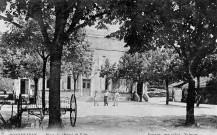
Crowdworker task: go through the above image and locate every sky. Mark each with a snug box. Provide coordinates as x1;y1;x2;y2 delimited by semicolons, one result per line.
0;20;8;32
0;19;120;33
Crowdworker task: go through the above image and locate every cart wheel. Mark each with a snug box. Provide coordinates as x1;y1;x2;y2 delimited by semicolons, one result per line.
70;94;77;127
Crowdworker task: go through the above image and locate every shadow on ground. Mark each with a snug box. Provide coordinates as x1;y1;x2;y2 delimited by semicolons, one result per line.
1;112;217;135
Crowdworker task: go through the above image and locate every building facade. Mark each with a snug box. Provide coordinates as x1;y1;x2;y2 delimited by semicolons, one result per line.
14;26;129;97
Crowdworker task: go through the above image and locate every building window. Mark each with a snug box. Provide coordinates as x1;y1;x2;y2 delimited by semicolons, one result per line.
20;79;26;94
102;56;106;64
83;82;86;88
87;82;90;89
67;76;71;89
47;79;50;89
83;79;91;89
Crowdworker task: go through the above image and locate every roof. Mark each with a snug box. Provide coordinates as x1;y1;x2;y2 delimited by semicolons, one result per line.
169;81;186;88
182;77;210;89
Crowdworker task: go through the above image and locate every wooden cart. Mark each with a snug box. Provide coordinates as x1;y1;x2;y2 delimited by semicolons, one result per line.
0;92;77;128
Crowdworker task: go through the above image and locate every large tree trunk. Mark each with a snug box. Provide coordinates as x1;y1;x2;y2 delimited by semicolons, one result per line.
137;81;143;102
186;77;196;125
165;79;169;105
33;78;38;104
48;47;63;129
42;59;47;114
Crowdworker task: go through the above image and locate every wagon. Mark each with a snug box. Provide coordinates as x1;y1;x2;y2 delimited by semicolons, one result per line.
0;92;77;128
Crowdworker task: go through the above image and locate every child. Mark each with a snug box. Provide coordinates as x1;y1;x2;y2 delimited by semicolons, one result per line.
94;91;99;106
113;90;120;106
104;90;109;106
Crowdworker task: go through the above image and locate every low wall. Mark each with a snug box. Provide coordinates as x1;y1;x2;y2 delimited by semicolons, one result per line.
174;90;182;102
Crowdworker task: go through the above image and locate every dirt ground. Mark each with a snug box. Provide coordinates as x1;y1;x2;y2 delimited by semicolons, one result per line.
1;98;217;135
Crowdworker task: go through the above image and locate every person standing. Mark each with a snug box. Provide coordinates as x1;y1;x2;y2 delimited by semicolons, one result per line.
113;91;120;106
195;90;201;107
94;91;99;106
104;90;109;106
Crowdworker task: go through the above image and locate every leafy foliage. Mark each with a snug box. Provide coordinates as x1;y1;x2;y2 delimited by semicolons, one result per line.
160;1;217;78
105;0;217;125
193;54;217;78
117;52;150;83
0;48;44;79
0;0;111;128
0;18;50;79
104;0;168;53
115;48;184;85
100;59;118;87
146;48;183;84
62;29;94;79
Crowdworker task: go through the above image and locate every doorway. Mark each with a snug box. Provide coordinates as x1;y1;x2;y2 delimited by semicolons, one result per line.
83;79;91;96
20;79;29;94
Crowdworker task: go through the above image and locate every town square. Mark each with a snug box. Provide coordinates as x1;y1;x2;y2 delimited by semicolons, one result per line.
0;0;217;135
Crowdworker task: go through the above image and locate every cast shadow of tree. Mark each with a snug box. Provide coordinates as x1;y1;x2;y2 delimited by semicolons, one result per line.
163;115;217;129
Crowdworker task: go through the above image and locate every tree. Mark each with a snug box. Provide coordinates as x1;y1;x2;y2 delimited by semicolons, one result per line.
116;48;183;103
62;30;93;93
0;48;45;102
117;52;150;102
146;48;182;105
17;54;48;103
104;0;217;126
0;0;109;128
104;0;166;52
1;49;27;79
193;54;217;88
100;59;118;90
160;1;217;125
1;19;50;113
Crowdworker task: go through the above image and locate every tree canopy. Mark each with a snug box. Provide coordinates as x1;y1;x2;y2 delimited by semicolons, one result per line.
104;0;217;125
1;0;217;128
100;59;118;90
0;0;110;128
62;29;94;92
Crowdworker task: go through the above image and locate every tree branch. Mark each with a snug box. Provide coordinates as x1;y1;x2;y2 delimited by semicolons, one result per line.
45;54;50;59
0;15;22;28
37;49;43;58
162;38;182;58
66;7;107;37
29;7;51;49
65;1;83;37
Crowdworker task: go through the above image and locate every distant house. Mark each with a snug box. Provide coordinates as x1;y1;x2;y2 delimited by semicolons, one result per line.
181;77;210;89
169;77;211;103
181;77;211;103
13;78;34;102
168;81;186;102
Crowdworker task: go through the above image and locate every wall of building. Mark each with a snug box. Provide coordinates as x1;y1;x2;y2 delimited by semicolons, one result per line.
13;26;129;98
85;27;129;96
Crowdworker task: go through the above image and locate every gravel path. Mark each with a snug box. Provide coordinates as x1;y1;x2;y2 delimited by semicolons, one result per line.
1;98;217;135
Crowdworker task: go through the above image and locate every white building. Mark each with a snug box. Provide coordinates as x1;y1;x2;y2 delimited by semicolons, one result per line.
14;26;129;98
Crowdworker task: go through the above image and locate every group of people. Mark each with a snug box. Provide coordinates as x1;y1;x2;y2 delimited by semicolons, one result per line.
94;90;120;106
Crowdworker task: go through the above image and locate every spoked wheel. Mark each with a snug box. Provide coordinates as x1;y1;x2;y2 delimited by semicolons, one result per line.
70;94;77;127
